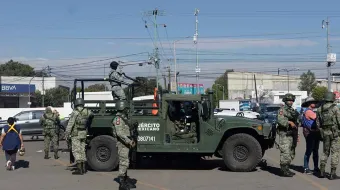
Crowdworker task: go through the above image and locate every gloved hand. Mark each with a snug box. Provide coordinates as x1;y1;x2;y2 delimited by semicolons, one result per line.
129;141;136;148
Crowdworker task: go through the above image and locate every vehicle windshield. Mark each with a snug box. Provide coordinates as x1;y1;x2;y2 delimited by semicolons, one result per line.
266;107;280;112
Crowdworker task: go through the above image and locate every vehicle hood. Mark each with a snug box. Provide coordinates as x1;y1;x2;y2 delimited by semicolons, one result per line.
213;115;263;125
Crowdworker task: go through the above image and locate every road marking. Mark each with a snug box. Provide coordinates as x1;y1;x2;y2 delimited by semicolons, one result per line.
52;158;170;190
265;156;328;190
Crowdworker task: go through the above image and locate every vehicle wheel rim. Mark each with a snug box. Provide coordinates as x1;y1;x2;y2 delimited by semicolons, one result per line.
233;145;249;162
96;146;110;162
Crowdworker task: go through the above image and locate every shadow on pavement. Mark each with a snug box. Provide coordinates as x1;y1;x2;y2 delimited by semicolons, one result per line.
259;164;282;177
15;160;29;169
289;164;304;173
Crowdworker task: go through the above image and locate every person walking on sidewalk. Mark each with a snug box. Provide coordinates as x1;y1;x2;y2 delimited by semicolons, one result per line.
0;117;24;170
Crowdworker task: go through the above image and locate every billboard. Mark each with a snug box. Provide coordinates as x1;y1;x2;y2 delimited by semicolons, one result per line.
1;84;36;93
177;83;204;94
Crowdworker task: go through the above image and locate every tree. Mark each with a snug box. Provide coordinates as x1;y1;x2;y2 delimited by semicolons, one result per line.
298;70;317;96
85;84;106;92
311;86;328;101
124;77;162;97
0;59;49;77
209;69;233;107
34;87;69;107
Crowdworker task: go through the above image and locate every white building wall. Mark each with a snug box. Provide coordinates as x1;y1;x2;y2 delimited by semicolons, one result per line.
1;76;57;92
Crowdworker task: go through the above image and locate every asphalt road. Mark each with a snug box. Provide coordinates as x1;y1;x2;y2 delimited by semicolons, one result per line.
0;131;339;190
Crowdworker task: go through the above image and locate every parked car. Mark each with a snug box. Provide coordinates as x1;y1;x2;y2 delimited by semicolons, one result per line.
0;109;69;139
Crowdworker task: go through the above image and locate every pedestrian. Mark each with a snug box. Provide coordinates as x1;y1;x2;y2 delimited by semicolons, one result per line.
0;117;24;171
277;93;300;177
109;61;126;100
113;100;136;190
301;97;320;174
65;98;93;175
316;92;340;180
40;106;60;159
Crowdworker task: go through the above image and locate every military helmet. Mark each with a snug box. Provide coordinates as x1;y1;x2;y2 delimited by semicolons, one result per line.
282;93;295;102
324;92;336;102
19;147;25;156
115;100;128;111
75;98;85;107
110;61;119;69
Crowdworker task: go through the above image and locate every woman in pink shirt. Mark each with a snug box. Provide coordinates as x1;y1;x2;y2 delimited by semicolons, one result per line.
301;97;320;175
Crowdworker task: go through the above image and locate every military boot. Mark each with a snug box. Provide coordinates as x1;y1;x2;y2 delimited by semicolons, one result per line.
319;164;326;178
82;162;87;174
280;164;293;177
329;168;339;180
72;162;84;175
54;151;59;159
44;151;49;159
286;165;295;176
118;176;130;190
124;176;136;188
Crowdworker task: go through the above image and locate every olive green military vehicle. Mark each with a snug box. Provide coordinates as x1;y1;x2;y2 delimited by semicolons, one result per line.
71;78;276;172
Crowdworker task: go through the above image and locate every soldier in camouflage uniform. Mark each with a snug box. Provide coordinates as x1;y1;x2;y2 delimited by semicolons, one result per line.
113;100;136;190
317;92;340;180
109;61;126;100
277;93;299;177
65;98;93;175
40;106;60;159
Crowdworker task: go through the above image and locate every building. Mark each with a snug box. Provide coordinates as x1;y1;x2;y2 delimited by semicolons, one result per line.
226;71;340;100
0;76;58;108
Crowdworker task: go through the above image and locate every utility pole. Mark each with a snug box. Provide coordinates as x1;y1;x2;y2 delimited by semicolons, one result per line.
322;17;336;92
163;66;171;91
279;68;299;92
144;8;165;91
193;8;200;94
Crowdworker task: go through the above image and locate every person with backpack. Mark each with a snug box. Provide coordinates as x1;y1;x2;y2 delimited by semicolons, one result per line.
0;117;24;170
317;92;340;180
301;97;320;175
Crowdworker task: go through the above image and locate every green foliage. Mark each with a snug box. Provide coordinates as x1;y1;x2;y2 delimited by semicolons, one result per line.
298;70;317;96
124;77;162;97
311;86;328;101
0;60;35;76
85;84;106;92
209;69;232;107
34;87;69;107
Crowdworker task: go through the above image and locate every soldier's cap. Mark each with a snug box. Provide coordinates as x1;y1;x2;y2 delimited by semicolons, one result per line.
301;97;318;107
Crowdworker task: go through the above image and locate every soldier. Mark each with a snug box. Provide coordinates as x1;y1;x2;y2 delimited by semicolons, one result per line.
109;61;126;100
277;93;299;177
317;92;340;180
113;100;136;190
65;98;93;175
40;106;60;159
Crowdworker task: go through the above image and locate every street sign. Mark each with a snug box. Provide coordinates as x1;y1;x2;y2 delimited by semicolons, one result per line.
327;53;336;63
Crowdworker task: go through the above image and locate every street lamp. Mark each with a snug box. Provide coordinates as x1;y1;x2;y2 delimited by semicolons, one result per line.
173;36;191;94
215;84;225;100
28;76;35;108
279;68;299;92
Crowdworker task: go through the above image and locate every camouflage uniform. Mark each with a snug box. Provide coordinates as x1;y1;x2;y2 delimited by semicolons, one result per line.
317;92;340;180
277;93;299;177
40;106;60;159
109;61;126;100
65;98;93;175
112;100;136;190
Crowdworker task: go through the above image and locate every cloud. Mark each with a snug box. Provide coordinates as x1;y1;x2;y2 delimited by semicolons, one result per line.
133;38;318;50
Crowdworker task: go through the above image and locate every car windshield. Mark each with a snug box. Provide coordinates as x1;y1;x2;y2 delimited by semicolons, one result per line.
266;107;280;112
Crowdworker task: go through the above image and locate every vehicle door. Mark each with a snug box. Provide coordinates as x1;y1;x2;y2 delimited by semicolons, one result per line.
13;111;32;135
31;110;44;134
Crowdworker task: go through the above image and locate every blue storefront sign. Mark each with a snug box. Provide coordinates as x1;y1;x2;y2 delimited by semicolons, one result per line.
177;83;205;95
1;84;36;93
239;100;251;111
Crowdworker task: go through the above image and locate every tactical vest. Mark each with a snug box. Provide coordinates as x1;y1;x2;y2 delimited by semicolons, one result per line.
43;114;56;129
319;104;336;129
75;108;89;130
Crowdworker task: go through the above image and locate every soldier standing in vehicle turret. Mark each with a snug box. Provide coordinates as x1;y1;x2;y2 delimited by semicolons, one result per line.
277;93;299;177
317;92;340;180
109;61;126;100
112;100;137;190
65;98;93;175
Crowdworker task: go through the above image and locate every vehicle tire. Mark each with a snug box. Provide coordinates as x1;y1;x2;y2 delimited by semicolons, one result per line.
222;133;262;172
86;135;119;171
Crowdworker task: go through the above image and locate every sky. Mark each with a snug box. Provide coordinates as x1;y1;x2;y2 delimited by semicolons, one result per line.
1;0;340;88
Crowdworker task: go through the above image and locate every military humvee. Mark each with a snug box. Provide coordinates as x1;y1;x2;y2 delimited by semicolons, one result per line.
71;78;276;172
